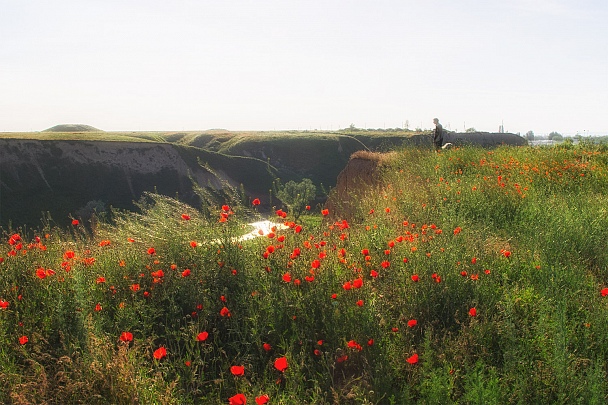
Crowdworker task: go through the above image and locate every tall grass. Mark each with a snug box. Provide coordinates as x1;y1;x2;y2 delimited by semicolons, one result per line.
1;143;608;404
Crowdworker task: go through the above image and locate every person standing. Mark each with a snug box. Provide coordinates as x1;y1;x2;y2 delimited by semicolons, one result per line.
433;118;443;150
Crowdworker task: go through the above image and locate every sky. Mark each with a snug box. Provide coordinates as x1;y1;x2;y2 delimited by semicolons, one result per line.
1;0;606;135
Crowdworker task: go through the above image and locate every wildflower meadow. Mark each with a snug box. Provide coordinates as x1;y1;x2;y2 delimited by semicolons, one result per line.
2;142;608;404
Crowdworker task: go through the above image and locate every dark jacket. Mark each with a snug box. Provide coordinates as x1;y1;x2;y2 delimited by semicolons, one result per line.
434;124;443;148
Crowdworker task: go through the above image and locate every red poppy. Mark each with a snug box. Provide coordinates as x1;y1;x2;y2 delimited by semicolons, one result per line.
222;205;230;212
153;346;167;360
182;269;191;277
181;214;190;220
147;247;156;255
151;269;165;278
294;225;302;233
370;270;378;278
190;241;198;248
367;339;374;346
407;319;417;328
282;273;292;283
321;209;329;216
353;278;363;289
229;393;247;405
220;306;232;317
230;365;245;376
471;257;477;264
8;233;21;244
119;332;133;342
453;227;462;235
602;288;608;297
274;356;288;372
263;343;272;352
336;355;348;363
356;299;364;307
94;303;102;312
255;394;270;405
342;281;352;290
361;248;370;256
72;219;79;226
0;300;9;309
469;307;477;317
406;353;419;364
391;327;399;333
252;198;261;206
411;274;419;282
35;267;46;279
130;284;140;292
19;335;28;345
381;261;390;268
312;259;321;268
347;340;363;351
501;249;511;258
331;293;337;299
197;331;209;341
305;275;315;282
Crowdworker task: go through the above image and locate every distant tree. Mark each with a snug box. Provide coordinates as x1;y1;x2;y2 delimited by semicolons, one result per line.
465;127;477;133
275;178;316;221
548;131;563;141
526;130;535;141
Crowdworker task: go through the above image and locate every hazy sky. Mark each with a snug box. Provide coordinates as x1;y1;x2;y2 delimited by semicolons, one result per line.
1;0;606;135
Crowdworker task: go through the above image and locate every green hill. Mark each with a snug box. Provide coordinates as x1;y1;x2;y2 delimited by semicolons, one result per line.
43;124;102;132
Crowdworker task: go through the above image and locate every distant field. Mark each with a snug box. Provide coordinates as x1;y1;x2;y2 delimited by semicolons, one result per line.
0;129;526;230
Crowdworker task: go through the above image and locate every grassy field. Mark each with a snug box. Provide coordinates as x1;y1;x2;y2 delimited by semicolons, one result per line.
1;142;608;404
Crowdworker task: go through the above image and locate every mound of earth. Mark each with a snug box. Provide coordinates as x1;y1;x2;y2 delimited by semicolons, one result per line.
43;124;102;132
325;150;390;220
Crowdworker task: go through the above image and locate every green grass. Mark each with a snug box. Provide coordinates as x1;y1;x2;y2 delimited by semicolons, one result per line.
1;143;608;403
